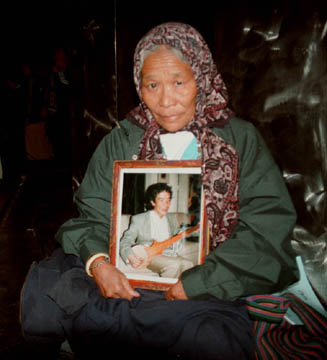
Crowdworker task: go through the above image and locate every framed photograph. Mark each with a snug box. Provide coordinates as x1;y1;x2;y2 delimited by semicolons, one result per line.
109;160;209;291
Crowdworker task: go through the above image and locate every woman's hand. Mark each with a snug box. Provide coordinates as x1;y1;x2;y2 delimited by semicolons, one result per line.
165;279;188;300
91;259;140;300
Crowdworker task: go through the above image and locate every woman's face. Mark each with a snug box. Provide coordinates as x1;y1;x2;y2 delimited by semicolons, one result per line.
140;46;197;132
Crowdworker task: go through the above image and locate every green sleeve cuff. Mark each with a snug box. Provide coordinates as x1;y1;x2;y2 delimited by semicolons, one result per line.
80;240;109;264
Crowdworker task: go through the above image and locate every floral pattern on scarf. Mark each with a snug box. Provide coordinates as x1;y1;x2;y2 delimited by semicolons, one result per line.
127;22;239;249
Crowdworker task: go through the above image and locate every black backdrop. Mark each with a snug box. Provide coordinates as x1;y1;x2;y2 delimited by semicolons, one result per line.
3;0;327;257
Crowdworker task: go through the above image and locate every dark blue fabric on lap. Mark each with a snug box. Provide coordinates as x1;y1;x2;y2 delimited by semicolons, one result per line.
20;248;254;359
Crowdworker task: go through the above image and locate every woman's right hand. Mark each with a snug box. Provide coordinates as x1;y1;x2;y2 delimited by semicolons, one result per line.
91;259;140;300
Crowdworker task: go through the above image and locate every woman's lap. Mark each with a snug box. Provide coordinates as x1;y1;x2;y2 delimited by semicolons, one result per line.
20;248;254;359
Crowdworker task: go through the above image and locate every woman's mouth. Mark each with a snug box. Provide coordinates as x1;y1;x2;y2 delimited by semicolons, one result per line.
160;114;180;122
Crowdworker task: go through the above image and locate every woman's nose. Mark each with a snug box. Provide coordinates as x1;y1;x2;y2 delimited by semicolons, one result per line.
159;85;175;107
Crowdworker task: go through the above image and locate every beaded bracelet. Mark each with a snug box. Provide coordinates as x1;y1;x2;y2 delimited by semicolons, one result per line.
89;257;110;272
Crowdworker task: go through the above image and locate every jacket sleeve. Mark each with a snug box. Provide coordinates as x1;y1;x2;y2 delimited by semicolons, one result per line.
181;122;299;300
120;215;142;263
55;132;118;264
55;121;143;264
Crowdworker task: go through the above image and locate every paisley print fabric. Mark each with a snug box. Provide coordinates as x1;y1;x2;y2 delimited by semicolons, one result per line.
127;22;239;249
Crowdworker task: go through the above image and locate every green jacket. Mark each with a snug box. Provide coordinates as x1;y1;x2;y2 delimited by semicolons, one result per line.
56;117;299;300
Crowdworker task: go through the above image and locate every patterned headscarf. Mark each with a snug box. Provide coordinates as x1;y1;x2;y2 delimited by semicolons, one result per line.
127;22;239;249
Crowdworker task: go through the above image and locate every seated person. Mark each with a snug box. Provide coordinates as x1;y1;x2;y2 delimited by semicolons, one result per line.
120;182;195;278
20;21;299;360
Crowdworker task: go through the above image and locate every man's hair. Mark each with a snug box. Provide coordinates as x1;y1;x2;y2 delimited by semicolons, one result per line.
144;183;173;210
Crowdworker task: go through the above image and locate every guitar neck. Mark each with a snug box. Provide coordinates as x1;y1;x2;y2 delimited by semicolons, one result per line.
146;223;200;258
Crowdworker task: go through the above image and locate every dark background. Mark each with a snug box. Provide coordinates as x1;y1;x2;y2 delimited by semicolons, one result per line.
1;0;326;358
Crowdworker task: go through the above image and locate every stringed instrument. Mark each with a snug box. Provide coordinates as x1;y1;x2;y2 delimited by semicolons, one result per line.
131;223;200;268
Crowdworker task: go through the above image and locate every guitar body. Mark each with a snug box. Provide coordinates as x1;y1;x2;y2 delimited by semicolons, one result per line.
130;224;199;269
131;244;152;268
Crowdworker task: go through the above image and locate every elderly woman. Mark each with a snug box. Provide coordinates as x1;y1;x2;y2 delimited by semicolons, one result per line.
21;22;298;359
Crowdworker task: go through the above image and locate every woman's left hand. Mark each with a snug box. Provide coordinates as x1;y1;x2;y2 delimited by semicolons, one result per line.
165;279;188;300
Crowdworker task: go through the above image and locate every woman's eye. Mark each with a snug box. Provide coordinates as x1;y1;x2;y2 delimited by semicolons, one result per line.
176;81;183;86
149;83;157;89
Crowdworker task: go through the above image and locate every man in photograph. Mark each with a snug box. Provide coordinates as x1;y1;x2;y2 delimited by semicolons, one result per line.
119;182;195;278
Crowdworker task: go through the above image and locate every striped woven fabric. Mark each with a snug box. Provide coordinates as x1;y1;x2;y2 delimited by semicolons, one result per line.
246;293;327;359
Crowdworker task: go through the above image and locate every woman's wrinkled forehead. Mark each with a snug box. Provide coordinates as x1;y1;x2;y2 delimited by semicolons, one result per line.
134;22;210;92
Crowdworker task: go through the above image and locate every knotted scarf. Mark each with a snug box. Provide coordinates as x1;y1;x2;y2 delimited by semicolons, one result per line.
127;22;239;249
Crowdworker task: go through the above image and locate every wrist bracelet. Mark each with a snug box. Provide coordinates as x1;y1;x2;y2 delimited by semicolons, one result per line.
89;257;110;272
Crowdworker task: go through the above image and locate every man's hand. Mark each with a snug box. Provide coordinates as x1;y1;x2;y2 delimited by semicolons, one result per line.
91;258;140;300
165;279;188;300
128;246;151;268
128;252;146;268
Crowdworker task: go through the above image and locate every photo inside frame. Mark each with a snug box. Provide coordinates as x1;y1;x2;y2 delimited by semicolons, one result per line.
109;160;208;291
